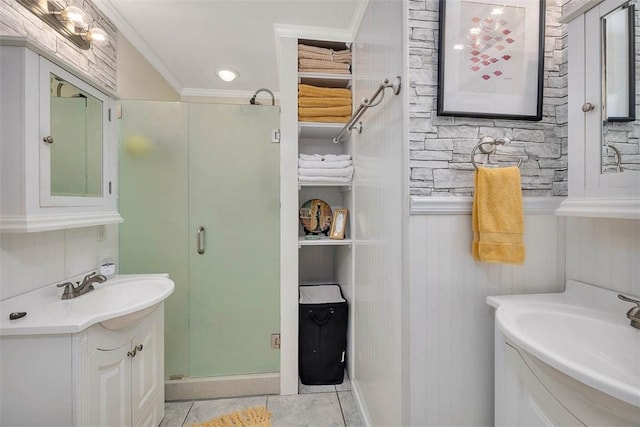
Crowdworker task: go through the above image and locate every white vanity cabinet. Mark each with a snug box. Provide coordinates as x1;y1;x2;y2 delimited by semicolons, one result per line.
87;306;164;427
558;0;640;218
0;38;122;232
0;305;165;427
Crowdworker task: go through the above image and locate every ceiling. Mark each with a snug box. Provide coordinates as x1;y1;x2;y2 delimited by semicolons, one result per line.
94;0;365;98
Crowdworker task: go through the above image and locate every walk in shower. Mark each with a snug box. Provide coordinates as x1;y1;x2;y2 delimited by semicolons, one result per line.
118;101;280;384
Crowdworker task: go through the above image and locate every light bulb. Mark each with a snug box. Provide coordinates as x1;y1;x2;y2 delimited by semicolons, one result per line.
86;27;108;44
62;6;87;28
217;68;238;82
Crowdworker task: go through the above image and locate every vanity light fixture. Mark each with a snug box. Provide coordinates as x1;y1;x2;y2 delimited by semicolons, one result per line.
217;68;238;82
16;0;109;50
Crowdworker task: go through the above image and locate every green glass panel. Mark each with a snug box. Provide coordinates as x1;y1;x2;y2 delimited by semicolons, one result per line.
118;101;190;379
188;104;280;377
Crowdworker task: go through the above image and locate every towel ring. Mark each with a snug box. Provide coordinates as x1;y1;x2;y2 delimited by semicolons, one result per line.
471;136;524;170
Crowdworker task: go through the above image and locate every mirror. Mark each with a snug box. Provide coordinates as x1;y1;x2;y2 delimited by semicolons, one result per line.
49;73;103;197
601;3;638;173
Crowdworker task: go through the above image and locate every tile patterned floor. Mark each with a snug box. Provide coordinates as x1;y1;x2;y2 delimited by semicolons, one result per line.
161;373;365;427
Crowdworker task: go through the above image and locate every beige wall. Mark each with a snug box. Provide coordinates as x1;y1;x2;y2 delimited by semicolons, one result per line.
116;32;179;101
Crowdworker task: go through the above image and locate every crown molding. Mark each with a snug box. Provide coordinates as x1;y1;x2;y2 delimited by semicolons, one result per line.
409;196;563;215
349;0;370;39
92;0;183;93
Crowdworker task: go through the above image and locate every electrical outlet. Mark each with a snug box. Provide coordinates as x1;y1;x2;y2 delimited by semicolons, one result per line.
271;333;280;349
96;225;106;242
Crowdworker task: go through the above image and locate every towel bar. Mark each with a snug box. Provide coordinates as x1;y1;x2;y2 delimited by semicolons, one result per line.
471;136;526;169
333;76;401;143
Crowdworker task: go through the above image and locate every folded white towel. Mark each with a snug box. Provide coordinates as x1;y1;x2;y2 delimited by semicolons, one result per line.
298;159;352;169
299;154;323;161
299;154;352;161
298;176;352;183
299;166;354;178
324;154;351;161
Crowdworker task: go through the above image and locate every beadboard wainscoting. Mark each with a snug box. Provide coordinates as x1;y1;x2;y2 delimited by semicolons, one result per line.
566;216;640;297
409;196;565;426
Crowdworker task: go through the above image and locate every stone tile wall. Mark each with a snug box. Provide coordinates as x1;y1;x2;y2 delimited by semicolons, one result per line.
408;0;568;196
0;0;117;90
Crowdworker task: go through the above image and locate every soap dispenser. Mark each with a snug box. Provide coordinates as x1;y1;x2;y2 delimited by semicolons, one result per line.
99;255;116;279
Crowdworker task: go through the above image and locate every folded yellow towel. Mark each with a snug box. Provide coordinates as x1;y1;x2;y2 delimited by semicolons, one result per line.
298;116;350;123
472;166;525;264
299;97;352;107
298;68;351;75
299;105;352;117
299;84;351;98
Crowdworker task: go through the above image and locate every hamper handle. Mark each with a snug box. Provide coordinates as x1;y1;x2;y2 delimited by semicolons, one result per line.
308;308;334;326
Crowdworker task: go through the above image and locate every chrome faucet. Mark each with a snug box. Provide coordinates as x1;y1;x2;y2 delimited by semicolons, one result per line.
56;272;107;300
618;294;640;330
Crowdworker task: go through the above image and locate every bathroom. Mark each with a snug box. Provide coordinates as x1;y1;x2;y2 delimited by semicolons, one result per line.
1;0;638;426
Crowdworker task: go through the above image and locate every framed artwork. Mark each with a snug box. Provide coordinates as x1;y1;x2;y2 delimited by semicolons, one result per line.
437;0;545;120
329;208;348;240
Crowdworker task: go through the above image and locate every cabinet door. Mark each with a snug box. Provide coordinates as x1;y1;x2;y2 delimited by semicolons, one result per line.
505;346;581;426
131;310;163;427
88;345;132;427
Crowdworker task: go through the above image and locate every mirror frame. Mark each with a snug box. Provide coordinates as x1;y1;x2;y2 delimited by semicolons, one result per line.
602;3;636;122
39;57;112;207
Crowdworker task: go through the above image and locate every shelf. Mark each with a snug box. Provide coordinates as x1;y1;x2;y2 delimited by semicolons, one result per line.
298;236;352;247
298;122;346;139
298;181;351;191
298;72;352;88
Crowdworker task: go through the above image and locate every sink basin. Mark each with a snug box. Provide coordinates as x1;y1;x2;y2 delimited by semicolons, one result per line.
0;274;174;335
490;282;640;407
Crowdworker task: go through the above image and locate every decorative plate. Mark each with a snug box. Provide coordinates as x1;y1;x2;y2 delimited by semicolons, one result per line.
299;199;332;235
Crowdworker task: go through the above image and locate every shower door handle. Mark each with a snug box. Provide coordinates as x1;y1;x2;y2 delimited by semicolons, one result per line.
196;226;205;255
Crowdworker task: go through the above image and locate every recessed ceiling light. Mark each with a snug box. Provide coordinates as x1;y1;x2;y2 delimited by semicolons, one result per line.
217;68;238;82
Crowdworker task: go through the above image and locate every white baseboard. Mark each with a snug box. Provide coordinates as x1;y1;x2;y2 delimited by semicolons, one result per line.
165;373;280;401
350;380;373;427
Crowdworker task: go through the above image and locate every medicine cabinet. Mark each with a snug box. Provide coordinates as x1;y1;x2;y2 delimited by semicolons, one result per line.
0;38;122;232
558;0;640;219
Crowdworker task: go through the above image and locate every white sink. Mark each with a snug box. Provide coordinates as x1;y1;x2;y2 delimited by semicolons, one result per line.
0;274;175;335
488;281;640;408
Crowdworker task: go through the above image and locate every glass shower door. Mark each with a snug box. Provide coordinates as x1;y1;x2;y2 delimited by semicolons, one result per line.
119;101;280;379
188;104;280;377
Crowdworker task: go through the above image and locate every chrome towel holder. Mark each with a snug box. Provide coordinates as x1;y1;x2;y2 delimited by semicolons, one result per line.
471;136;526;169
333;76;401;143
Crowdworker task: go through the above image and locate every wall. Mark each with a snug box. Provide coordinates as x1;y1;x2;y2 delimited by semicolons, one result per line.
116;32;179;101
0;0;117;90
407;1;569;425
408;0;568;196
351;0;408;425
0;0;118;299
566;216;640;297
409;208;564;426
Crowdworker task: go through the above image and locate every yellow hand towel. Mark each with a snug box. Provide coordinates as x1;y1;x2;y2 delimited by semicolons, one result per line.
298;105;352;117
298;115;351;123
298;97;352;108
298;84;351;98
472;166;525;264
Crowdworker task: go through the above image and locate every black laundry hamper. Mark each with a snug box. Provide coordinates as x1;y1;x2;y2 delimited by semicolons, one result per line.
298;284;348;385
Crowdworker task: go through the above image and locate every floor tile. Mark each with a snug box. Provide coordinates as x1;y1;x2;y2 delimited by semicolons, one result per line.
338;391;365;427
183;396;268;425
267;392;345;427
299;377;336;394
160;401;193;427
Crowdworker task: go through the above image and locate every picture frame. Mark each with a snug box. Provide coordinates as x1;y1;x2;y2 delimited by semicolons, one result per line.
329;208;348;240
437;0;545;120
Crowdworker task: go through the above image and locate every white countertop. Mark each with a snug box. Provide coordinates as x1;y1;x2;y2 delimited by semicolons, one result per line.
1;274;174;336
